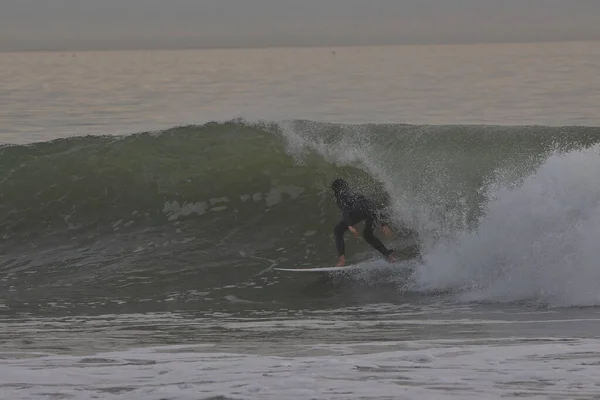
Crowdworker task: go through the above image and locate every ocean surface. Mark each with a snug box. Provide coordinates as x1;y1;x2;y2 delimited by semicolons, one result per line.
2;42;600;399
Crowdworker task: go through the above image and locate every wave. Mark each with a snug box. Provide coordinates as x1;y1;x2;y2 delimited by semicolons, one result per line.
417;146;600;307
2;119;600;308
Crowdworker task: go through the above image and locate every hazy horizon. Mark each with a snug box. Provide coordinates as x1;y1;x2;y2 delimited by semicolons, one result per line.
2;0;600;52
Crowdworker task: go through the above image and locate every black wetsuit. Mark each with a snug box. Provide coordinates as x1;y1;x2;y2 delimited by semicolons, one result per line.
333;190;393;257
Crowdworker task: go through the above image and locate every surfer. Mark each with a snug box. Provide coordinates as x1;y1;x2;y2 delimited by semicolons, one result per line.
331;178;397;267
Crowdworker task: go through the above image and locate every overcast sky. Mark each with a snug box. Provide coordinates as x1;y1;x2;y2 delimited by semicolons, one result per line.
1;0;600;51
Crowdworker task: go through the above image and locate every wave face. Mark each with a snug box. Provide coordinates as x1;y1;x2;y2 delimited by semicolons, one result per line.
2;120;600;311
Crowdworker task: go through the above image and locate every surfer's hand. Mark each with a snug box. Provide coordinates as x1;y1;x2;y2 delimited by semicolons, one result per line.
381;225;393;237
349;226;359;238
336;255;346;267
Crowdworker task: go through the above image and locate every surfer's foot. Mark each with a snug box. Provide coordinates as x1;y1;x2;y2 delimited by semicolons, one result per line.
386;251;398;263
335;255;346;267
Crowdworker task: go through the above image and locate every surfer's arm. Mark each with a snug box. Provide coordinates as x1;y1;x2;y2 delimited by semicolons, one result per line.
366;199;393;236
379;213;393;236
341;210;360;238
348;225;359;237
381;224;393;237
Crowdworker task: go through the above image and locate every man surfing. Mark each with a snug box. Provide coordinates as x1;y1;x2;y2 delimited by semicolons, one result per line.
331;178;398;267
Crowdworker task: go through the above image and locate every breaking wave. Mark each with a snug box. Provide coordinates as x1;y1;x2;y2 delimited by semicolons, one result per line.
2;119;600;309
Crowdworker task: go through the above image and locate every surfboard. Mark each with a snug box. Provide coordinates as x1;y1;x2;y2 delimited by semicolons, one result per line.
273;261;396;273
274;266;362;273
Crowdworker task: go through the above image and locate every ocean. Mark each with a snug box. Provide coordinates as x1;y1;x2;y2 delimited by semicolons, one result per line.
2;41;600;399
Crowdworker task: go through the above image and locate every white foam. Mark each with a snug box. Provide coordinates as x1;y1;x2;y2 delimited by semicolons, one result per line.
209;196;230;205
417;146;600;306
162;200;207;220
2;339;600;399
265;185;305;207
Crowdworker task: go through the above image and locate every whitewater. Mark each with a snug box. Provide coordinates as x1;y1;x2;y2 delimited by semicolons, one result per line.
2;43;600;399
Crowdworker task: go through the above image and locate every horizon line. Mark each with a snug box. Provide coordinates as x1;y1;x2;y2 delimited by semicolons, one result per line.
1;37;599;54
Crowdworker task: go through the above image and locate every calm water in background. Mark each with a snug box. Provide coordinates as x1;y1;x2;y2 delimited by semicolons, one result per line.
2;41;600;144
2;42;600;399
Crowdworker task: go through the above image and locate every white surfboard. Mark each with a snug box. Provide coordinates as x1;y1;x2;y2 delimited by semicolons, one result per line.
274;260;396;273
274;266;361;273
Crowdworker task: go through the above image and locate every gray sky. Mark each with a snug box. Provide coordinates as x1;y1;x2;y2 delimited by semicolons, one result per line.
2;0;600;51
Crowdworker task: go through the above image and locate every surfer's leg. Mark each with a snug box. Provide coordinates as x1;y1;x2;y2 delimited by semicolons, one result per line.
363;218;393;257
334;221;349;256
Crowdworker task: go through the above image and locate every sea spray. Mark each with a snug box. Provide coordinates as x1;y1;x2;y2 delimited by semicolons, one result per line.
416;145;600;306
